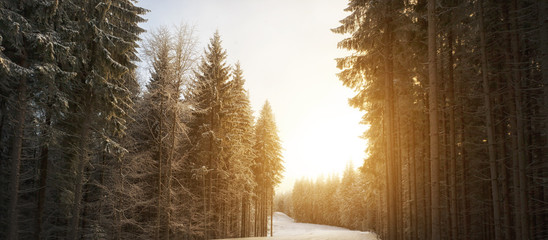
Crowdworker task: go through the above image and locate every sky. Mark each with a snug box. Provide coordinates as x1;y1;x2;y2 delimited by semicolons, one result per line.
136;0;367;193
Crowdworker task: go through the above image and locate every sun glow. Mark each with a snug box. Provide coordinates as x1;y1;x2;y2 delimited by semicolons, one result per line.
274;86;367;193
139;0;365;193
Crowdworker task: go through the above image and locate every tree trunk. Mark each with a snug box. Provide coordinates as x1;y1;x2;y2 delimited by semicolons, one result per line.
493;44;512;239
156;93;164;240
428;0;440;239
496;69;512;240
501;2;523;239
270;189;273;237
411;126;418;240
383;1;398;239
453;56;470;238
35;110;50;240
68;110;92;240
255;192;259;237
8;76;27;240
478;1;502;238
538;2;548;237
0;99;6;165
446;27;458;240
263;188;267;237
203;170;207;239
423;104;431;240
240;193;246;237
510;0;530;238
165;78;181;240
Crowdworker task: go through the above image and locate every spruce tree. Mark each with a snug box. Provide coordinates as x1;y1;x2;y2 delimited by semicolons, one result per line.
140;26;176;240
332;0;548;238
186;31;232;239
0;1;76;238
221;63;256;237
56;1;146;238
253;101;283;237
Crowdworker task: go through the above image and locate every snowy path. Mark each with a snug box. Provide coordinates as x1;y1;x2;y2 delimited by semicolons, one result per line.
219;212;378;240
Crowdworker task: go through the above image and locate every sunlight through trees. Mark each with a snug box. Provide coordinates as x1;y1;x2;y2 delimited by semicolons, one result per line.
1;1;547;240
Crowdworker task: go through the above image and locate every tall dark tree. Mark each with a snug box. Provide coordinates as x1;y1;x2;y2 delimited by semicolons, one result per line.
62;1;146;239
0;0;146;239
427;0;440;239
333;0;548;239
186;31;232;240
0;1;76;239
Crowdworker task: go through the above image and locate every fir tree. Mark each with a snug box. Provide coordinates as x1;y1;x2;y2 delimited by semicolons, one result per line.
253;101;283;237
53;1;146;238
186;31;232;240
218;63;256;237
0;1;76;238
333;0;548;239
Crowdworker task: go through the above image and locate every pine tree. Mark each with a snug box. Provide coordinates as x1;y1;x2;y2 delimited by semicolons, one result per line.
141;26;175;240
122;24;198;239
337;163;361;230
55;1;146;238
253;101;283;237
222;63;256;238
333;0;548;238
0;1;76;238
333;0;416;238
186;31;232;240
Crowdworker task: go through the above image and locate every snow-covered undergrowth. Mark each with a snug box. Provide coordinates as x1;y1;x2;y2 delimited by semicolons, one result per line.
219;212;379;240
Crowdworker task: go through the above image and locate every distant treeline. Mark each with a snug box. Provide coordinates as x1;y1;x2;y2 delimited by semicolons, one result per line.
0;1;283;240
275;163;368;231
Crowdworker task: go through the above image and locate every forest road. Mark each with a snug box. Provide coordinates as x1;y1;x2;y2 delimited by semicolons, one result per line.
218;212;379;240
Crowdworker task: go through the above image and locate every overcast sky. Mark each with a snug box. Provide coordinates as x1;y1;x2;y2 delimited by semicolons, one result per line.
136;0;367;193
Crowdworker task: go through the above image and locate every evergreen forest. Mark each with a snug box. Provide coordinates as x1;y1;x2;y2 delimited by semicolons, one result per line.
278;0;548;240
0;1;282;239
1;0;548;240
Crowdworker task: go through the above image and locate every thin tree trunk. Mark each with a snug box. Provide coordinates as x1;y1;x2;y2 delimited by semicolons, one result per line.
538;2;548;236
497;73;512;240
446;27;458;240
395;94;403;240
203;170;207;239
510;1;530;238
8;76;27;240
460;103;470;240
383;1;398;239
428;0;440;238
165;79;181;240
508;52;522;240
0;101;6;152
494;50;512;240
35;108;50;240
68;110;92;240
423;104;431;240
411;125;418;240
116;161;122;240
240;193;246;237
478;1;502;238
270;189;273;237
263;188;267;237
256;192;259;237
156;93;164;240
501;3;523;238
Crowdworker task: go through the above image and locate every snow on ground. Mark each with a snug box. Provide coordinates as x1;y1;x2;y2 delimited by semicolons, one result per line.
219;212;378;240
